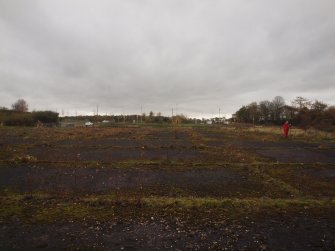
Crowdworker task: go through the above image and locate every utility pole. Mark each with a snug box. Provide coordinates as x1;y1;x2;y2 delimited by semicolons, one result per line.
171;108;174;124
140;105;142;124
96;104;99;116
219;108;221;124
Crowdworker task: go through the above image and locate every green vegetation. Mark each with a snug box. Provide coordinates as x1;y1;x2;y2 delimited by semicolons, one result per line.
0;110;59;127
1;192;335;224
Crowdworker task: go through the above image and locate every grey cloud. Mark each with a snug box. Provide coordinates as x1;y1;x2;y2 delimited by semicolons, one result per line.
0;0;334;117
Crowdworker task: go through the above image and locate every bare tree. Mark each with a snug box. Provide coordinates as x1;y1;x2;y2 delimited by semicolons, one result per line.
292;96;311;110
247;102;259;124
12;99;28;112
259;100;272;122
311;100;328;113
271;96;285;121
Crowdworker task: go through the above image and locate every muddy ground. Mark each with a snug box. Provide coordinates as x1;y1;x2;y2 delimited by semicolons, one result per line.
0;126;334;250
1;210;334;251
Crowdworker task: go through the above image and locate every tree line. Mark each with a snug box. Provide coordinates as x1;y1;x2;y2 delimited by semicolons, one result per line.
234;96;335;131
1;99;194;126
61;112;194;125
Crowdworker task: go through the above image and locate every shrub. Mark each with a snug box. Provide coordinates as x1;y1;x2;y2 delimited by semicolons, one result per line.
1;110;59;126
3;112;34;126
32;111;59;124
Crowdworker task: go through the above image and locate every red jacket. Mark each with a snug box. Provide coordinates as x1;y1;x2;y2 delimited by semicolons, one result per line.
283;123;290;134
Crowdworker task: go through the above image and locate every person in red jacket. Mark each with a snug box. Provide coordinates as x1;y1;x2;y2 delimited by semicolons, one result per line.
282;121;290;138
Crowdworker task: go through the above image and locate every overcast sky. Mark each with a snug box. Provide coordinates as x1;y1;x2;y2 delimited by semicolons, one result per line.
1;0;334;117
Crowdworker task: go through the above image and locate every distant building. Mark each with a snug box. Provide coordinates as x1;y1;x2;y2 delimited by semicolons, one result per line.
85;121;93;127
213;117;227;124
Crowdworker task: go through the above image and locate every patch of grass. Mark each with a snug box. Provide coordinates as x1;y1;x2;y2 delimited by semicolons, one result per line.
10;154;37;164
144;196;335;211
199;146;270;164
239;164;301;197
0;200;24;222
34;203;90;223
1;192;335;224
262;165;335;197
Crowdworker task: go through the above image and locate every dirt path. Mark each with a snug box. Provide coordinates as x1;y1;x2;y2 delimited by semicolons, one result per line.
1;209;334;250
0;164;262;198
